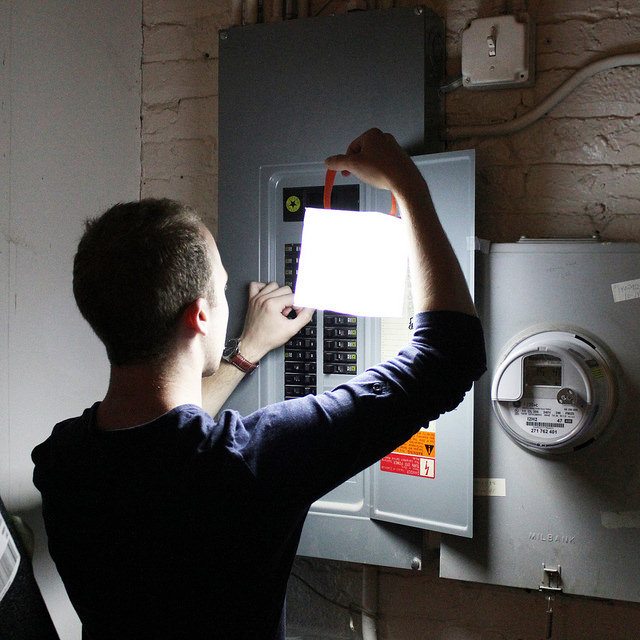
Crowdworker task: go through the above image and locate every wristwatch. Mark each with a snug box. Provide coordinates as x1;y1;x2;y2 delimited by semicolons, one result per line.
222;338;259;374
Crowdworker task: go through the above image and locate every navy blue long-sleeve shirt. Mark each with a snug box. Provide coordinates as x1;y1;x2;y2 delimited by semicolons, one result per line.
32;311;485;639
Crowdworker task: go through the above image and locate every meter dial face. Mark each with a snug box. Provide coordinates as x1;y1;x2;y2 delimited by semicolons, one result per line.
510;354;581;442
507;354;583;443
491;330;617;454
524;354;562;386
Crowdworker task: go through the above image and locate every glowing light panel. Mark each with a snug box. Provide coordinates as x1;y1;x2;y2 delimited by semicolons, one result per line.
293;207;408;317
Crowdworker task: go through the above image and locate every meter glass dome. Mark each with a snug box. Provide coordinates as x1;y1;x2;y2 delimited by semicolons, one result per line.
491;329;617;454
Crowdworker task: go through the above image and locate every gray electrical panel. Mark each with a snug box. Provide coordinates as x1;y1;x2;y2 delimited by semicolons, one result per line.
218;7;444;362
441;241;640;602
257;152;474;569
219;10;480;569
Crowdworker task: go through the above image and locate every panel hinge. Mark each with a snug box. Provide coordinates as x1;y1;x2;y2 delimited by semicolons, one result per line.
539;563;562;592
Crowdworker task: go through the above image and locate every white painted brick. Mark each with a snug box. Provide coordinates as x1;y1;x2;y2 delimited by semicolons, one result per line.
536;0;640;22
144;24;201;63
141;174;217;230
524;165;640;215
142;139;215;179
537;17;640;71
144;19;225;63
143;58;218;104
548;67;640;119
142;96;218;142
142;101;181;138
470;116;640;166
477;211;602;243
446;66;630;127
489;168;633;218
143;0;233;26
600;214;640;241
474;165;527;218
446;87;525;126
191;19;225;60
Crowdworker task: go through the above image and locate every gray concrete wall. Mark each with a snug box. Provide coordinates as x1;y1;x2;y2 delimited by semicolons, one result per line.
1;1;142;636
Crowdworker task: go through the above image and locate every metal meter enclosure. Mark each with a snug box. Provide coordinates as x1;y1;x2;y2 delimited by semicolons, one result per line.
441;241;640;603
492;329;617;453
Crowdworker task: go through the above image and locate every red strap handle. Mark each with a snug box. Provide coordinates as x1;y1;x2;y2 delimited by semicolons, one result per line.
324;169;399;217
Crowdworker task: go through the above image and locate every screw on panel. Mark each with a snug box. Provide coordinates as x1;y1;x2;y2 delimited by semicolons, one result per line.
414;6;424;16
410;557;421;570
220;31;229;41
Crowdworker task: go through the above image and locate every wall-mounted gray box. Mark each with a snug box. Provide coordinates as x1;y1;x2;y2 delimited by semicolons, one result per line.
219;8;478;569
441;241;640;602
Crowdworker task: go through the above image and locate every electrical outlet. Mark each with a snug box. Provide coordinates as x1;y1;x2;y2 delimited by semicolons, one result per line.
461;14;534;90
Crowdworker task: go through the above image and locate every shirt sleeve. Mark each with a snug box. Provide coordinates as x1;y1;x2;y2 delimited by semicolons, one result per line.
215;310;486;505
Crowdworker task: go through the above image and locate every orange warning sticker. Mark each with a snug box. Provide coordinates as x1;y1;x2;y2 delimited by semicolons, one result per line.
380;427;436;479
393;430;436;458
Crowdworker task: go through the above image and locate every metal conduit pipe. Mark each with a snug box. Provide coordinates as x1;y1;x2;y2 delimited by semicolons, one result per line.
445;53;640;140
361;565;378;640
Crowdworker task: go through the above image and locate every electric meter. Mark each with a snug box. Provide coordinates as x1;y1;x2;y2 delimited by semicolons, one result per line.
491;329;617;454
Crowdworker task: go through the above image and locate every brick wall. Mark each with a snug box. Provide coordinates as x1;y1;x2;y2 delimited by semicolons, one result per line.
142;0;640;242
443;0;640;242
141;1;640;637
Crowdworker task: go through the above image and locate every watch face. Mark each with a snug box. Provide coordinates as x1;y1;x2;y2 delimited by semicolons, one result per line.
223;338;240;359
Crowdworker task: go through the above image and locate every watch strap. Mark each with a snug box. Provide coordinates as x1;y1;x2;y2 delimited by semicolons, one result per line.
227;351;258;374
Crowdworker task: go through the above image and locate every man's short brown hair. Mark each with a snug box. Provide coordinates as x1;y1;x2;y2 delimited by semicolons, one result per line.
73;199;212;366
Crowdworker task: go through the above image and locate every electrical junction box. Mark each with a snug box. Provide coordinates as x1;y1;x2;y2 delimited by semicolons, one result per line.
462;14;534;89
219;8;479;570
440;241;640;603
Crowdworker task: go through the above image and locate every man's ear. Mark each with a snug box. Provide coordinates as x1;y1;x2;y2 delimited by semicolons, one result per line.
183;298;209;336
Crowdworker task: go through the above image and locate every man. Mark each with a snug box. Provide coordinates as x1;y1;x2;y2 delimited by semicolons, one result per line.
32;129;485;639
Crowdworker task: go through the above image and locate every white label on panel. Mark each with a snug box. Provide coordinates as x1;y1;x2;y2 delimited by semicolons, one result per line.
474;478;506;497
611;278;640;303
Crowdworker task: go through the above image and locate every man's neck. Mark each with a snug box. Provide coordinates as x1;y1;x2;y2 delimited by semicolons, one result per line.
97;359;203;430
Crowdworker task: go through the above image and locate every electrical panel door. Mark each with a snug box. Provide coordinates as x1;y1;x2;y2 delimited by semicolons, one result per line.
248;150;475;569
441;241;640;602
